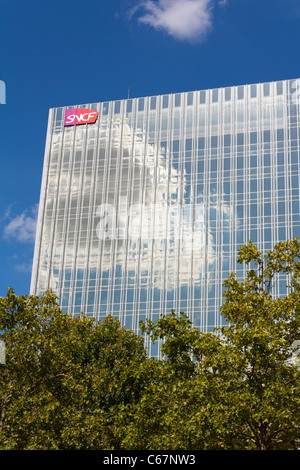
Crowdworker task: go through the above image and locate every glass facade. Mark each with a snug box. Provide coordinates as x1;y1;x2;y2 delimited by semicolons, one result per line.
31;78;300;355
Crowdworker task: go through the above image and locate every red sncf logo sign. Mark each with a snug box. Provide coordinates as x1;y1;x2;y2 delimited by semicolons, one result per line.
64;108;99;126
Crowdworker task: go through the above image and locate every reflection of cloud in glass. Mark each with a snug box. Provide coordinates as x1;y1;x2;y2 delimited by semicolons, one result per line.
287;340;300;368
92;119;234;285
0;340;5;364
46;116;236;294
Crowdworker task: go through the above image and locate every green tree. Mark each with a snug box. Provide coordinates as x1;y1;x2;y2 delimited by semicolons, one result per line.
215;239;300;449
123;312;226;450
126;239;300;450
1;238;300;450
0;289;148;449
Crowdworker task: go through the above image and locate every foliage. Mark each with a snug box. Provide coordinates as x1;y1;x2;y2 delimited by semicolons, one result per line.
127;239;300;450
0;289;147;449
0;239;300;449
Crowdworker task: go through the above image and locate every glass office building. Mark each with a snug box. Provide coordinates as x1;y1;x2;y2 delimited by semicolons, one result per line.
31;78;300;355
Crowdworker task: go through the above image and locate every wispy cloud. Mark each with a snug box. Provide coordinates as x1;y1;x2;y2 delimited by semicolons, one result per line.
2;204;38;243
14;262;33;273
132;0;225;42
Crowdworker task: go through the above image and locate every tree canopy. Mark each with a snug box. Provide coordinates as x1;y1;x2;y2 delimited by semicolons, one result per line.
0;239;299;450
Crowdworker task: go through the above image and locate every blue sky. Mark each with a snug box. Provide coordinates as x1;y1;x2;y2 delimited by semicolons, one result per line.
0;0;300;297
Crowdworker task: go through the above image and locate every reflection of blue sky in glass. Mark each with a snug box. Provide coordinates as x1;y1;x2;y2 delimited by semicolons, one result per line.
30;78;300;354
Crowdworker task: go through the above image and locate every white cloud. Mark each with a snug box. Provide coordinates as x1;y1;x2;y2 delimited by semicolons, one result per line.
14;262;33;273
2;204;38;243
135;0;216;42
